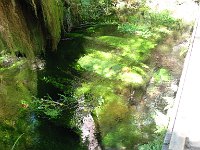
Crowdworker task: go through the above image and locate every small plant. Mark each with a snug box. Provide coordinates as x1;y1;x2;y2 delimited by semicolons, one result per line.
11;133;25;150
117;9;182;40
138;130;166;150
153;68;171;84
147;10;181;30
118;23;153;38
31;96;62;119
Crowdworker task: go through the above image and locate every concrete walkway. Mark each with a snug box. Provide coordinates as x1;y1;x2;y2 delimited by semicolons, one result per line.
163;7;200;150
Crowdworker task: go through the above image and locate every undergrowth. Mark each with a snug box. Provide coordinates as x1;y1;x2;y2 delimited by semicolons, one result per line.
138;130;166;150
74;6;183;149
20;1;185;149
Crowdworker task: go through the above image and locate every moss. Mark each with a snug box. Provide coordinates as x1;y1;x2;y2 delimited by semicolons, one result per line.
41;0;64;50
0;63;37;118
97;99;142;149
78;34;156;88
94;36;156;62
78;51;146;86
0;0;64;57
0;0;44;59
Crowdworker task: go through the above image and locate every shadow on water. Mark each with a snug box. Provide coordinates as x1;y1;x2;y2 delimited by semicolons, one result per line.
31;119;83;150
35;37;87;149
37;37;85;99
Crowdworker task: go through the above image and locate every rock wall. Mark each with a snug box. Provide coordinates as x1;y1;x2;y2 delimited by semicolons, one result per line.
0;0;64;58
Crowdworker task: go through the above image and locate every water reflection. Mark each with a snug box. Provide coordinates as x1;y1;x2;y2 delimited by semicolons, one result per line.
0;63;37;149
0;59;84;149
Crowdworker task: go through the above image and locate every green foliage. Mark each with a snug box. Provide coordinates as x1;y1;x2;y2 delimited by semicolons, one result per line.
0;1;184;149
31;96;62;119
117;8;182;40
76;77;121;104
78;51;145;86
118;24;153;38
138;130;166;150
44;77;80;97
145;10;181;30
74;18;178;147
42;76;69;92
63;0;120;27
11;133;25;150
0;64;38;149
98;100;129;131
0;114;36;150
0;63;37;108
78;34;156;91
78;0;114;21
31;94;76;118
154;68;171;84
138;138;163;150
30;93;79;126
97;36;156;61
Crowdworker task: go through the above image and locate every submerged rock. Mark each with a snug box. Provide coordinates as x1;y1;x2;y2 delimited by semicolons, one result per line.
76;96;101;150
81;114;101;150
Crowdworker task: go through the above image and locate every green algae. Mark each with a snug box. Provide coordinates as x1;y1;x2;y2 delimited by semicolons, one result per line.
78;34;156;88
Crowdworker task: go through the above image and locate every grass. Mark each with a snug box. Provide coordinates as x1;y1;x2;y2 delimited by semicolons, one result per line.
11;133;25;150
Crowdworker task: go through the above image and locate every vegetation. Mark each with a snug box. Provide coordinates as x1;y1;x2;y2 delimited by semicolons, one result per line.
154;68;171;84
71;6;182;148
0;0;42;58
138;130;166;150
0;0;189;149
26;5;183;148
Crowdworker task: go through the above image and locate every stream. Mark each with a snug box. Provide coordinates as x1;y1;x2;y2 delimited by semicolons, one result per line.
0;36;86;149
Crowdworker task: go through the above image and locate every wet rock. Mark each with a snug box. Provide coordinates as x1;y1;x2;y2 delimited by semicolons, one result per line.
0;56;16;68
31;58;45;70
81;114;101;150
75;96;101;150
